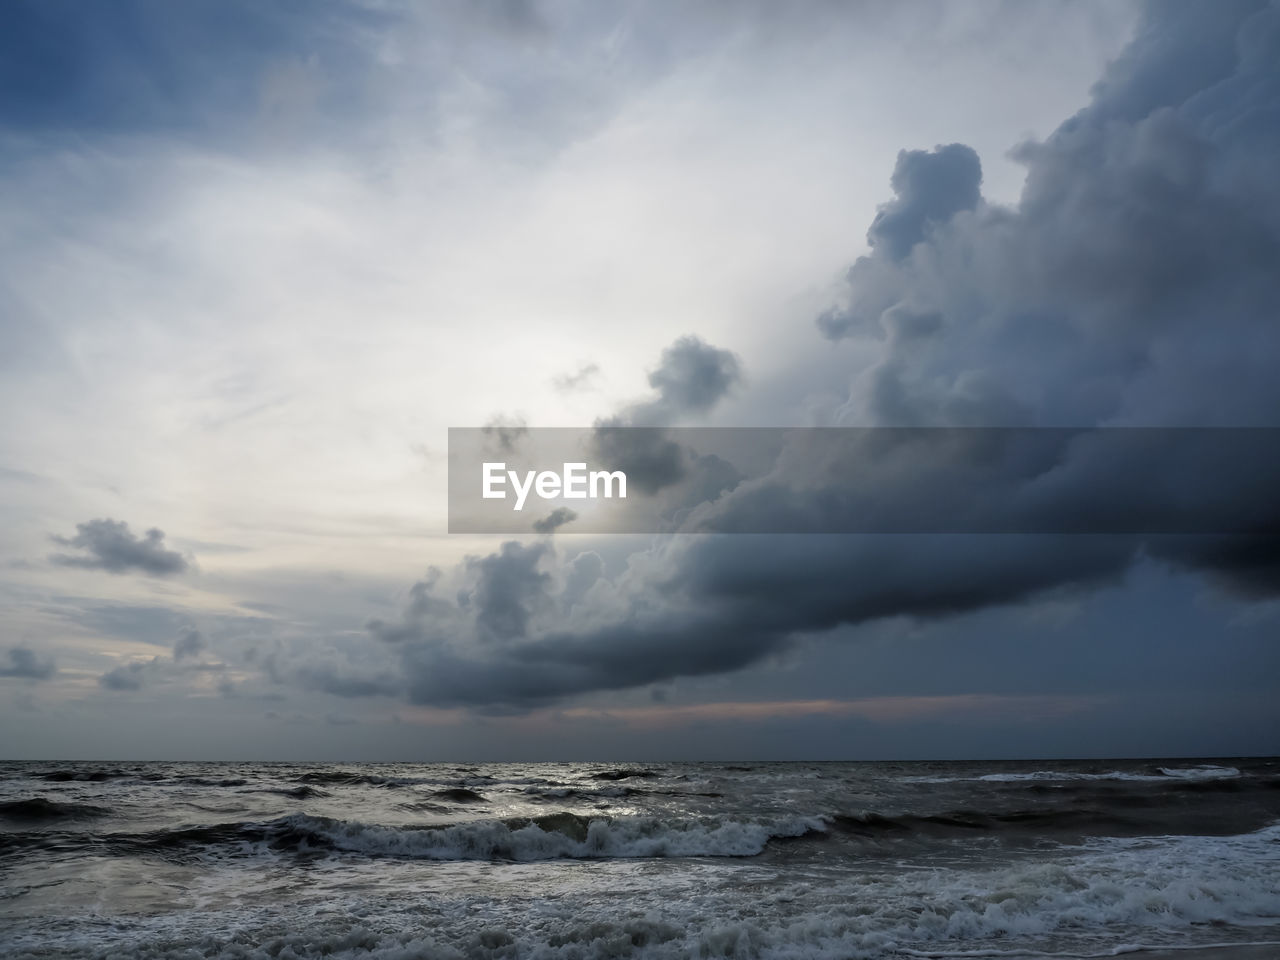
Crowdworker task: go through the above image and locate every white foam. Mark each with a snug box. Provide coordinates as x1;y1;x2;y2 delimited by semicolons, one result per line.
4;821;1279;959
1156;765;1242;781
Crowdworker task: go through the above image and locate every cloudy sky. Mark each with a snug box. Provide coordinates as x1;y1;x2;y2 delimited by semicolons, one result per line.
2;0;1278;761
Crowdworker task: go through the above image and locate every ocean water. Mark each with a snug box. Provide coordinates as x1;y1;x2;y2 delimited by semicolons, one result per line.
2;758;1279;959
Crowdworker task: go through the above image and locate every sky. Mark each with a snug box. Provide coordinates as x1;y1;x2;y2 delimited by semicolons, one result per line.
2;0;1278;761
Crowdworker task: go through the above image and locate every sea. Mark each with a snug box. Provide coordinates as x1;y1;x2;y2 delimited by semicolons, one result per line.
1;758;1278;959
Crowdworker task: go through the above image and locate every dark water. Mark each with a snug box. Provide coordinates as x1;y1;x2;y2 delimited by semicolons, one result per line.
2;758;1279;958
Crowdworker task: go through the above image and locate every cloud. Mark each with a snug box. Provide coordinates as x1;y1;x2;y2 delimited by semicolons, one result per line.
590;426;688;496
590;336;743;496
532;507;578;534
819;6;1280;433
552;362;600;393
57;604;192;647
98;645;230;692
864;143;983;262
0;0;397;138
620;336;742;427
173;628;205;660
481;416;529;454
99;659;158;692
347;2;1280;712
83;607;248;693
293;663;402;699
0;646;55;680
365;533;1133;710
50;519;189;576
561;551;604;610
466;541;552;642
806;0;1280;593
674;428;1280;544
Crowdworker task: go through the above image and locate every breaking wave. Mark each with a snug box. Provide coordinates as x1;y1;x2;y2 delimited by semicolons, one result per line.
10;811;827;862
3;823;1279;959
272;811;826;860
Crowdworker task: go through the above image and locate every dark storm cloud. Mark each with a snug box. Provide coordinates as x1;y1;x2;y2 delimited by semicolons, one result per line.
398;611;783;709
466;541;552;642
348;2;1280;712
590;426;687;495
820;6;1280;427
590;336;742;495
369;533;1135;710
808;0;1280;592
622;336;742;427
864;143;982;262
678;428;1280;538
1142;536;1280;600
0;646;55;680
50;519;189;576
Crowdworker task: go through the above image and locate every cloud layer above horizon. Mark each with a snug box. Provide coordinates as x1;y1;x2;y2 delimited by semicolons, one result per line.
2;0;1277;760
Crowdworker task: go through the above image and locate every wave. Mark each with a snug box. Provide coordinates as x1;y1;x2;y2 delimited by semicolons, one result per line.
832;794;1280;841
523;785;639;801
8;798;1268;861
429;788;488;803
396;800;450;814
4;824;1278;960
294;771;407;787
904;764;1244;785
590;768;660;781
523;785;582;798
250;785;329;800
267;811;825;860
1158;764;1243;781
37;768;154;783
832;807;1143;837
0;797;112;820
183;802;251;815
16;811;826;862
291;771;470;789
